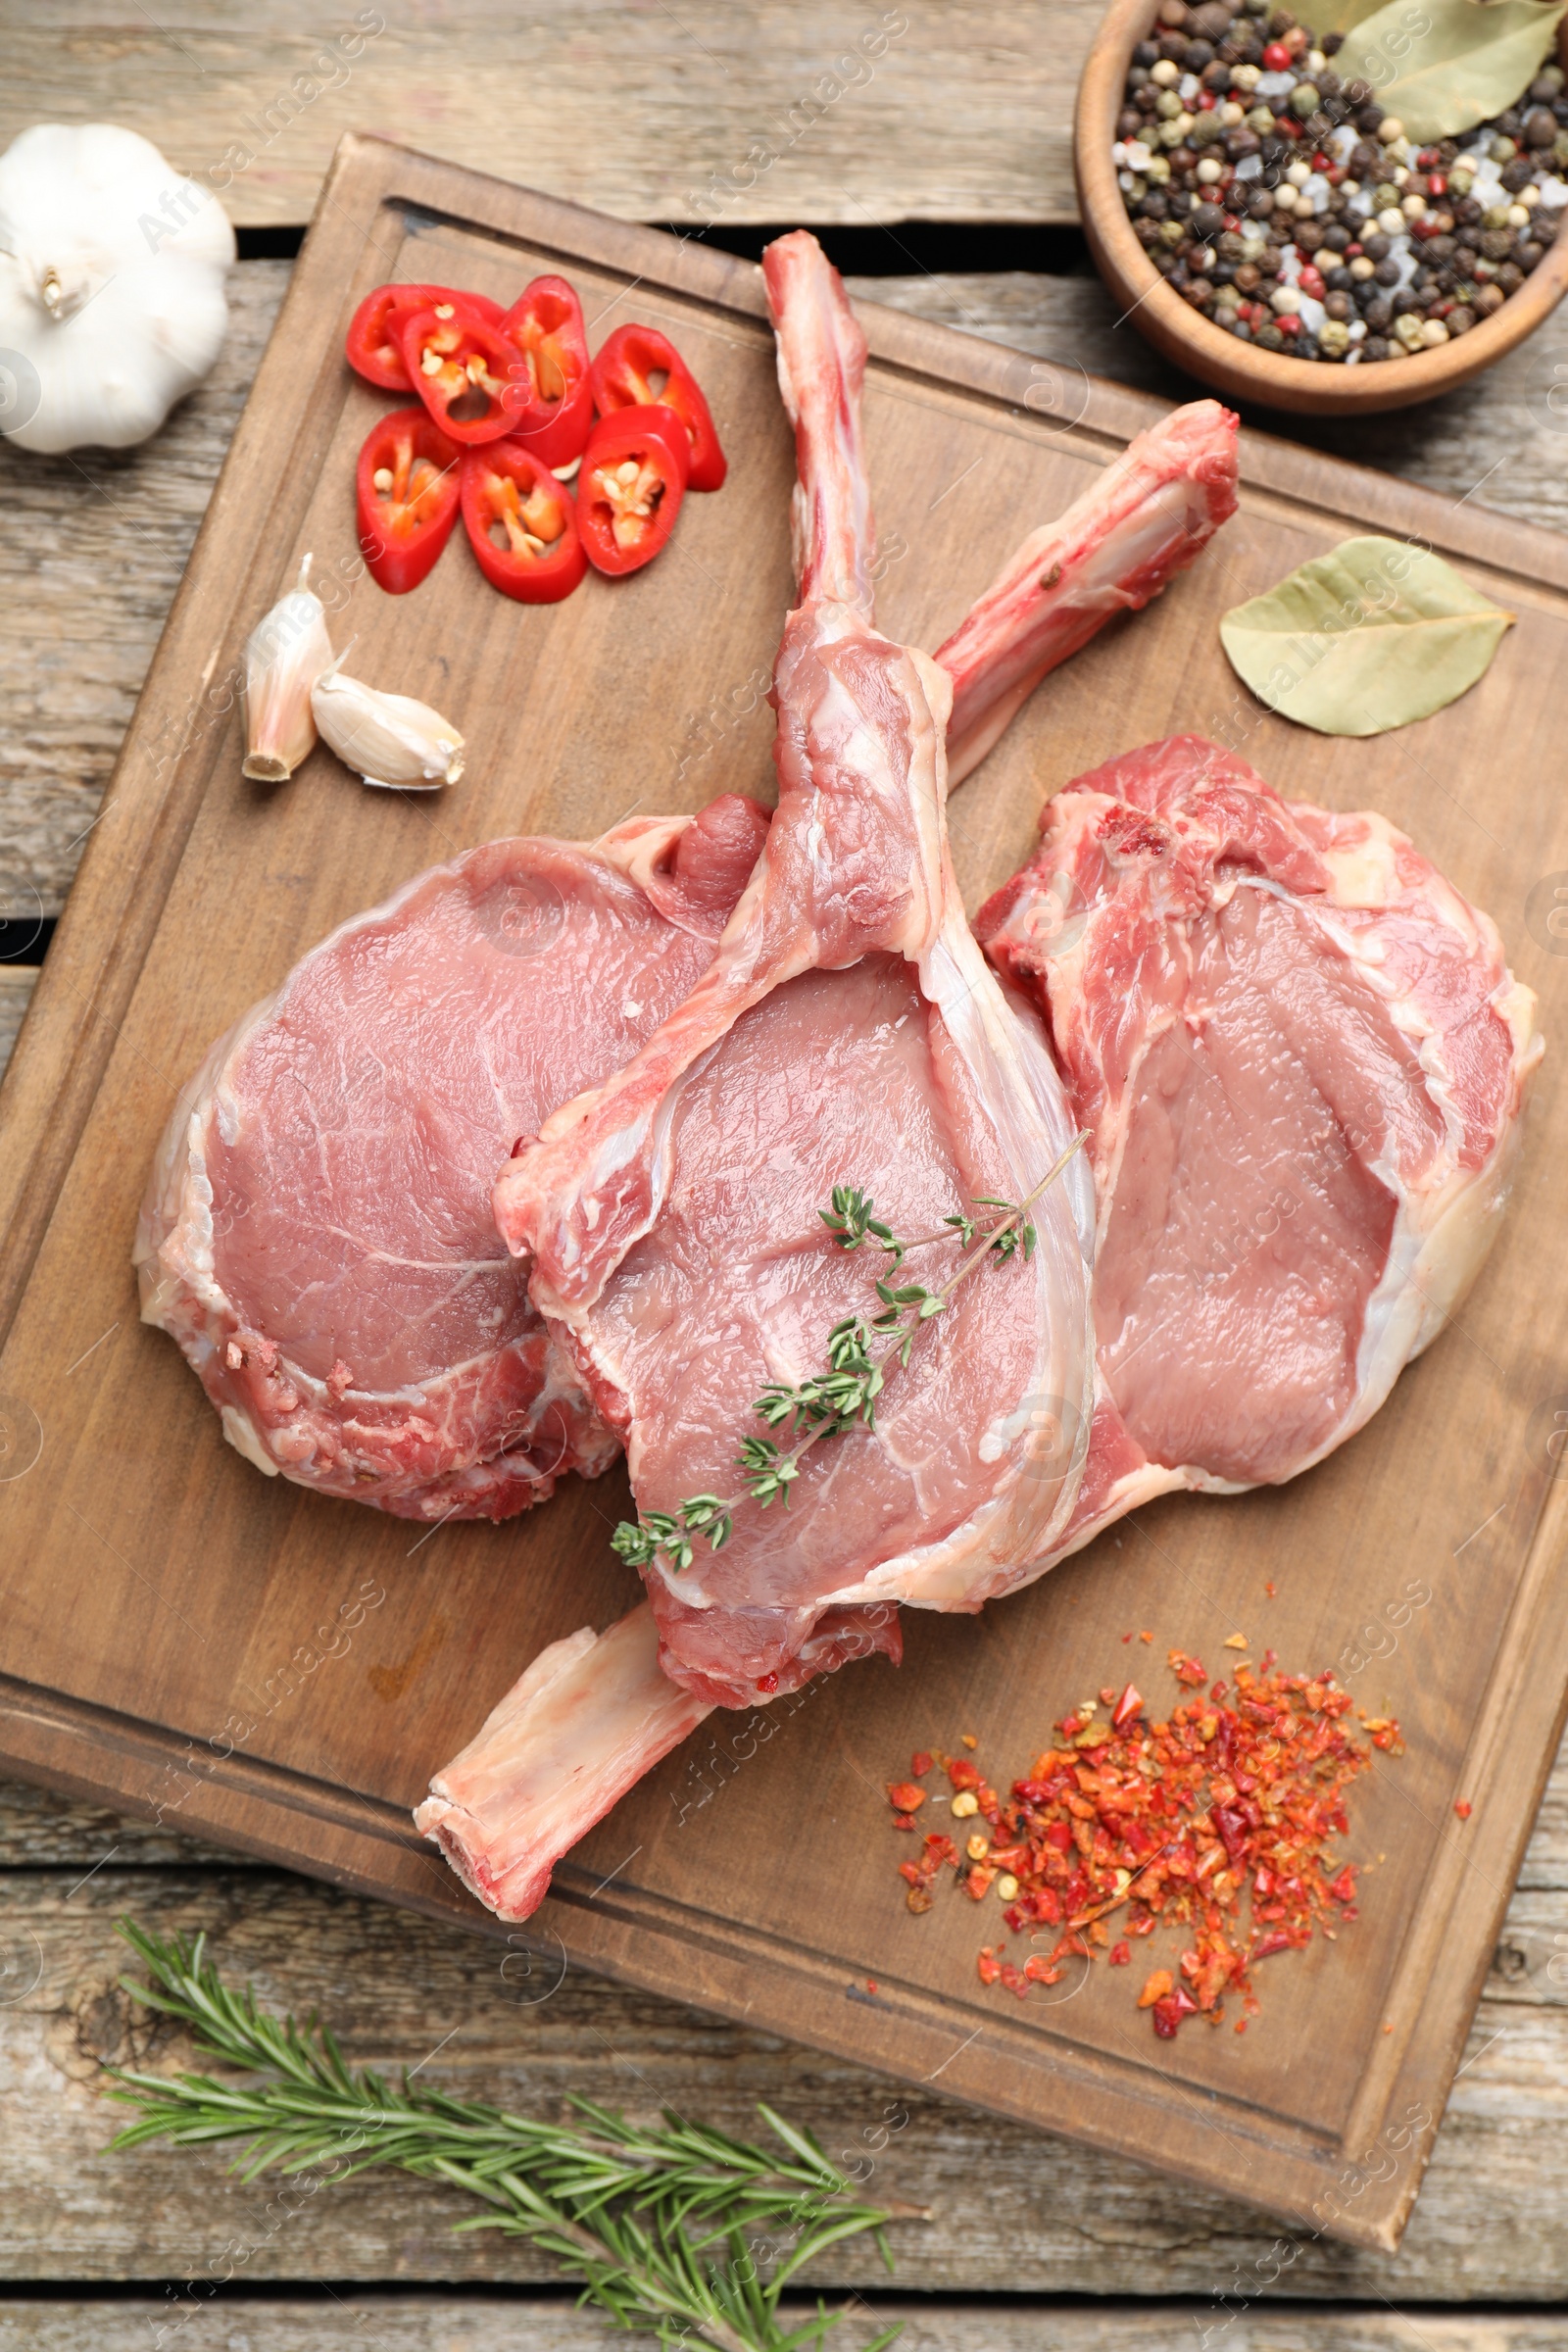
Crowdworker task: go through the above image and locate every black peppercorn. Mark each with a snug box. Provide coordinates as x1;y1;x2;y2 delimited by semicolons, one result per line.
1362;335;1391;360
1455;196;1484;225
1518;239;1544;270
1373;257;1401;284
1497;260;1525;291
1139;190;1170;218
1324;290;1352;319
1320;222;1351;251
1363;294;1394;329
1364;231;1391;259
1133;38;1159;63
1325;265;1354;291
1502;156;1535;190
1192;199;1226;235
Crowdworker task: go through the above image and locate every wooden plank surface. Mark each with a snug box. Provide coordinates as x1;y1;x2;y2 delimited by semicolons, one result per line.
4;138;1568;2249
8;2305;1568;2352
1;1769;1566;2300
6;3;1098;229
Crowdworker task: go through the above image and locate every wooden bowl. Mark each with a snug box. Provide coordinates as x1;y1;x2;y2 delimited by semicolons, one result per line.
1074;0;1568;414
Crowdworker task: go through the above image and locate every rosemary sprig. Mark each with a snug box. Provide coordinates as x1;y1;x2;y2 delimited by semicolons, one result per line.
613;1133;1088;1577
107;1921;916;2352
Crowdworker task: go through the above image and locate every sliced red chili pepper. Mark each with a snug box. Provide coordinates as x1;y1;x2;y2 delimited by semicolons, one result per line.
460;441;586;604
576;405;689;577
356;407;463;595
346;284;503;393
400;306;529;447
588;322;726;492
496;275;595;470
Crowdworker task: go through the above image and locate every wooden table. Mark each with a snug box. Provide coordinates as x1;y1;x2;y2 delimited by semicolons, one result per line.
6;11;1568;2344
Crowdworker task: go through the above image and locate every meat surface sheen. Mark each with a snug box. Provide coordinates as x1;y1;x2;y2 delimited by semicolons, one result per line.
136;801;767;1519
495;234;1094;1704
583;957;1049;1691
977;734;1543;1544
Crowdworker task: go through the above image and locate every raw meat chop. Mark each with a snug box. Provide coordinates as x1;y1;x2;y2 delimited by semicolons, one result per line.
140;400;1238;1521
976;733;1544;1550
135;798;768;1519
939;397;1242;787
420;727;1542;1926
429;231;1099;1935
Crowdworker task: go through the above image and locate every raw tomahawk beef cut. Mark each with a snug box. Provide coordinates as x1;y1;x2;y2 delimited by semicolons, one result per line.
421;232;1099;1934
977;733;1543;1550
418;733;1542;1927
136;799;767;1520
139;399;1238;1520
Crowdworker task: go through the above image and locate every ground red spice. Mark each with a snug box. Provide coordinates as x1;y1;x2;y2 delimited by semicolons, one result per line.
892;1651;1401;2036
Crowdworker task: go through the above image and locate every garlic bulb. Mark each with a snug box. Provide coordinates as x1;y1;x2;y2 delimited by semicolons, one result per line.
311;659;466;791
242;555;335;782
0;123;233;454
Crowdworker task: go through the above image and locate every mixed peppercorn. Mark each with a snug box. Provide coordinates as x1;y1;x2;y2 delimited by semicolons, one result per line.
1114;0;1568;362
890;1645;1401;2035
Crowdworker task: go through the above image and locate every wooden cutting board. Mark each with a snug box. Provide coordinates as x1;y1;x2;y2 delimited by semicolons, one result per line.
2;133;1565;2253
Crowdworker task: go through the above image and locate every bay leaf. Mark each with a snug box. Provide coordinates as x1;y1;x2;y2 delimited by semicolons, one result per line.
1331;0;1565;142
1311;0;1404;38
1218;535;1514;736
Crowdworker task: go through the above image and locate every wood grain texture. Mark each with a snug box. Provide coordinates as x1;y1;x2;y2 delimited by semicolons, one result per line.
4;140;1568;2250
0;1857;1566;2298
8;2307;1568;2352
3;2;1097;229
0;261;293;922
0;972;34;1081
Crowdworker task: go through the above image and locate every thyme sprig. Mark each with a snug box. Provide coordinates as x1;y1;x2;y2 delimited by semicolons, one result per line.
106;1921;916;2352
613;1133;1088;1577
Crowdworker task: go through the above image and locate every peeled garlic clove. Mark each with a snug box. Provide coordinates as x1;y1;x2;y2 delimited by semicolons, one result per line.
311;660;465;791
242;555;333;781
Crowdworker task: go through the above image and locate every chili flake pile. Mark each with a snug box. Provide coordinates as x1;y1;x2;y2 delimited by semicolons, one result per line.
890;1650;1401;2037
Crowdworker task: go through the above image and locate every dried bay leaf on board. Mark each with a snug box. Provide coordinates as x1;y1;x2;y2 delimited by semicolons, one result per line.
1311;0;1407;38
1218;536;1514;736
1332;0;1566;141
